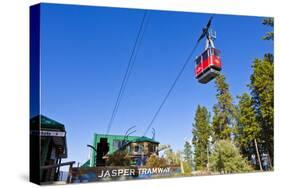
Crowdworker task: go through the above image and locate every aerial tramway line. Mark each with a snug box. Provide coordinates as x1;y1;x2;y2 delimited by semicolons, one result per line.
92;14;223;167
143;16;222;136
103;14;222;137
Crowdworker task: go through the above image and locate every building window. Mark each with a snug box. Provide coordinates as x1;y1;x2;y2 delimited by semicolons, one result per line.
135;145;140;152
151;145;155;152
113;139;123;150
135;144;144;153
127;145;131;152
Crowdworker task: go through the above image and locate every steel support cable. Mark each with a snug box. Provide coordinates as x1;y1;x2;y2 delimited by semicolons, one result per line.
106;10;150;135
143;41;200;136
110;11;150;127
142;15;215;136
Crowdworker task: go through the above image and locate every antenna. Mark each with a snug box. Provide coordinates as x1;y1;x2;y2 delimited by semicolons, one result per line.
152;128;155;140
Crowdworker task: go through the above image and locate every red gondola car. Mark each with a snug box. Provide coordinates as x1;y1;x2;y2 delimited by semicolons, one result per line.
195;47;222;84
195;16;222;84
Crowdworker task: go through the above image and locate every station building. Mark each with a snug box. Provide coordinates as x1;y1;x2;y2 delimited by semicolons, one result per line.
30;115;74;183
82;133;159;167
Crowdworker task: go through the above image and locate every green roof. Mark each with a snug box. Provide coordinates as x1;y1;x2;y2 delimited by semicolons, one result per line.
130;136;159;144
81;159;90;168
30;115;65;131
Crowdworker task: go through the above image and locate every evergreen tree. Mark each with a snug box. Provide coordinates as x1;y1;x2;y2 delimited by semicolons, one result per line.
236;93;261;163
192;105;211;170
163;148;181;165
262;17;274;65
249;58;274;166
183;141;193;166
212;74;236;140
209;140;252;173
262;17;274;41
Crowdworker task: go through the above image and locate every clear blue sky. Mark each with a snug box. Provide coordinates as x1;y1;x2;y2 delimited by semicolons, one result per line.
37;3;273;165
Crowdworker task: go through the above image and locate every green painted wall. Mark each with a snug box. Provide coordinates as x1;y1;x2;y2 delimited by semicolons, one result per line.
90;133;140;167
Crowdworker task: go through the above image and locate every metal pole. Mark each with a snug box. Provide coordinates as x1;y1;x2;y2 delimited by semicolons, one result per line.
87;144;97;167
207;136;212;172
125;126;136;138
267;150;272;169
207;144;209;171
254;139;263;171
87;144;97;152
122;126;136;145
152;128;155;140
180;161;185;174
